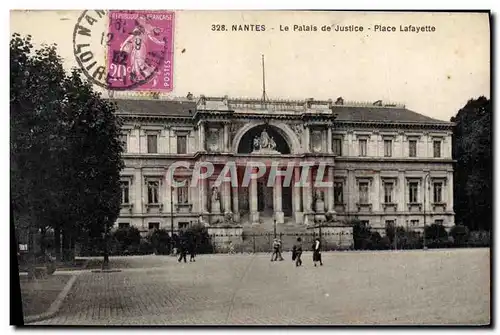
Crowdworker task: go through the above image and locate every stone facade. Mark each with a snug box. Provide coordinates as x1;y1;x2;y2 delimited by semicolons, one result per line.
114;96;455;236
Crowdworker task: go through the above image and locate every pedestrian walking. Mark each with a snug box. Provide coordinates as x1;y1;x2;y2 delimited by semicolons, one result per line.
228;240;235;254
277;238;284;261
292;237;303;267
312;237;323;266
178;235;187;263
189;235;196;262
271;238;280;261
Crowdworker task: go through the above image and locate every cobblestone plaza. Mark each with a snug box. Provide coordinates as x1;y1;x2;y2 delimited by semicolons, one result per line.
30;249;489;325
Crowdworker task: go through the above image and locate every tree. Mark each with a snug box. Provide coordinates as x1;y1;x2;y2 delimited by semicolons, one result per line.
149;229;172;255
113;227;141;254
451;97;492;231
424;223;448;241
450;225;470;246
10;34;124;264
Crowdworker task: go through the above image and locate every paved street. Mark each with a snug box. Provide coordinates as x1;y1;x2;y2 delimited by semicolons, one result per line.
31;248;490;325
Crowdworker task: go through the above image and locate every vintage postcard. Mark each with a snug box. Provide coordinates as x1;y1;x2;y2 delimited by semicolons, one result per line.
10;9;491;326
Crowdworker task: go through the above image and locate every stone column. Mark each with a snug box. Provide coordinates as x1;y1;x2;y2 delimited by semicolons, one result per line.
372;172;380;212
274;174;284;224
398;170;406;212
135;169;143;214
200;168;208;213
223;123;230;152
327;166;335;213
223;180;232;214
447;171;453;213
293;166;303;224
304;125;310;152
198;122;205;152
249;167;259;224
302;168;312;213
232;184;240;222
327;127;333;154
302;166;313;225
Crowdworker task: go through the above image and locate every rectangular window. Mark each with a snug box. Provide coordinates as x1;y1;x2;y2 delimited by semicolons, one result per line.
147;181;159;204
120;134;128;152
410;220;420;228
385;220;395;228
384;182;394;203
409;140;417;157
178;222;189;230
333;138;342;156
334;182;344;204
148;222;160;230
118;222;130;229
434;219;444;226
409;182;419;203
384;140;392;157
147;134;158;153
359;182;369;204
359;139;367;157
433;140;441;158
177;183;189;204
177;135;187;154
433;182;443;203
120;181;130;204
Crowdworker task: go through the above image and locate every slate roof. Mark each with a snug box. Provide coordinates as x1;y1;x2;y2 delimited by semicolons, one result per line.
112;98;450;124
331;106;449;124
112;99;196;116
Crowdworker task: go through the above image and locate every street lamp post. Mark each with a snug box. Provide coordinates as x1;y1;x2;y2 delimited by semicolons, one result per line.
273;218;277;239
423;172;431;250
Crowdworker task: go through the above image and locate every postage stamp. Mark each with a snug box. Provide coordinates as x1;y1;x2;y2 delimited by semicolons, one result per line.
72;10;174;91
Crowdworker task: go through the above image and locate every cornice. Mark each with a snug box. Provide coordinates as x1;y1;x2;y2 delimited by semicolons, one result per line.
117;113;454;131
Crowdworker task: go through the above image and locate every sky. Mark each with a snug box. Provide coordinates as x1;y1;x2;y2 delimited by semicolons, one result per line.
10;10;490;122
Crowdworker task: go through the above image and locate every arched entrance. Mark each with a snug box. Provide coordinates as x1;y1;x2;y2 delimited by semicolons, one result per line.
237;124;291;154
236;124;293;221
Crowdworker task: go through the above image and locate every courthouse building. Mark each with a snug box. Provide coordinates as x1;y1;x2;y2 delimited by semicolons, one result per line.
114;95;455;235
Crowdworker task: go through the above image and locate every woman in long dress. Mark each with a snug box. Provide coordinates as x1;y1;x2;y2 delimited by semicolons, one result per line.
312;238;323;267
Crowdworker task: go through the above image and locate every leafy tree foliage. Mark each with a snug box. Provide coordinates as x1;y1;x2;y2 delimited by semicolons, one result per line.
113;227;141;253
11;34;124;262
424;223;448;241
449;225;470;246
451;97;491;231
149;229;172;255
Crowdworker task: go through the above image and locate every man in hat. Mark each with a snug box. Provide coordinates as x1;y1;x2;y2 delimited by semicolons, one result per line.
292;237;303;267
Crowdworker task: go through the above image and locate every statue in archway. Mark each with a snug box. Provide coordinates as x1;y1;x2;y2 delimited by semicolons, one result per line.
253;129;277;151
260;129;271;148
253;136;260;150
270;136;277;150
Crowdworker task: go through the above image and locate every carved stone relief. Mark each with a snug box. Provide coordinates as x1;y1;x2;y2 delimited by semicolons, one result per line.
207;128;220;152
290;124;303;143
311;130;323;153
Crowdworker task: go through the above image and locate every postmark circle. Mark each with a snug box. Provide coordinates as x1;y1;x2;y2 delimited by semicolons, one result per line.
72;10;168;91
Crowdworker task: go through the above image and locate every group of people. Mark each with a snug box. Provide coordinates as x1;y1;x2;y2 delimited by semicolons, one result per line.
176;235;197;263
176;234;324;267
271;237;324;267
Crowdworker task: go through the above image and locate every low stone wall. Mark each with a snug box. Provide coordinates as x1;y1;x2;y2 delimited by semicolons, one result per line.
207;226;243;252
307;225;354;250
